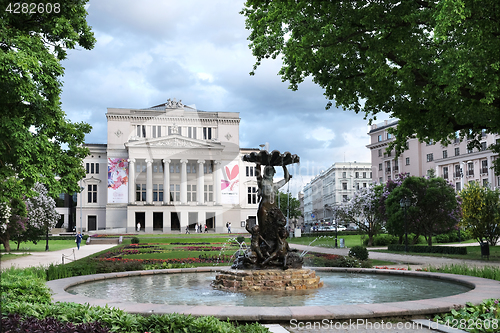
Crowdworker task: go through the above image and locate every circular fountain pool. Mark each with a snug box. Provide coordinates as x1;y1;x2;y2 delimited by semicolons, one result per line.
66;271;470;307
48;267;500;321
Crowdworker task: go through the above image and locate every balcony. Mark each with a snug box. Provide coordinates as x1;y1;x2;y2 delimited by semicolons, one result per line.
385;168;391;173
481;168;489;175
443;173;449;179
454;172;462;178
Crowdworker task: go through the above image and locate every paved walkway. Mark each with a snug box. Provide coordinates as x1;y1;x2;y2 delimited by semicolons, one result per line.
0;244;116;270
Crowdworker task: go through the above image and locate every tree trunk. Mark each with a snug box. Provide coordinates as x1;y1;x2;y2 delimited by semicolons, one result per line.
1;238;11;252
427;234;433;246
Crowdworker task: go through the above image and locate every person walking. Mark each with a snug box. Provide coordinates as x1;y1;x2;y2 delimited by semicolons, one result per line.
195;224;198;233
185;225;190;234
75;231;83;250
204;224;208;233
228;222;232;233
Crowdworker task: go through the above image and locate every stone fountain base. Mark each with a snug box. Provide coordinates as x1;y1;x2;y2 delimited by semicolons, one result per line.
212;268;323;292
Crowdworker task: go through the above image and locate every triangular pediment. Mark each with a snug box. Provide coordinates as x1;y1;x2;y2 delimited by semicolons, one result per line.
125;134;223;149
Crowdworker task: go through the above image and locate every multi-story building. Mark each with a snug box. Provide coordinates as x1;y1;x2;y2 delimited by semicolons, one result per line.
302;162;372;228
76;99;259;233
367;119;500;190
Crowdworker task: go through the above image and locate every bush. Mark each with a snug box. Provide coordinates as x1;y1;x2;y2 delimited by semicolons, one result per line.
387;244;467;255
331;256;362;268
130;236;140;244
1;314;110;333
349;245;369;261
236;236;245;244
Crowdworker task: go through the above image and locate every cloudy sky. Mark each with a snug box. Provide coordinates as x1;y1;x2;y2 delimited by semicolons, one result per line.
60;0;389;194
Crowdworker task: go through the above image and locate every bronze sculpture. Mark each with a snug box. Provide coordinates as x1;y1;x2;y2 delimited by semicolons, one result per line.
232;150;303;270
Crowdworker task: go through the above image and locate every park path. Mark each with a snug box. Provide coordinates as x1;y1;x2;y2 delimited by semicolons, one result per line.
290;243;500;269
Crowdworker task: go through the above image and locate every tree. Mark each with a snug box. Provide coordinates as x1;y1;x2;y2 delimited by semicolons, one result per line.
334;184;385;246
385;175;461;246
0;0;95;207
277;191;301;226
460;181;500;246
0;197;26;252
242;0;500;172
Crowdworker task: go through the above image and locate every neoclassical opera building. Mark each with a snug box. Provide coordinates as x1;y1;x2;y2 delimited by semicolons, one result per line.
77;99;259;234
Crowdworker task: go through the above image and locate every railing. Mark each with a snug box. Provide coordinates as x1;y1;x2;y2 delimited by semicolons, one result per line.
62;249;76;265
481;168;489;174
466;170;474;177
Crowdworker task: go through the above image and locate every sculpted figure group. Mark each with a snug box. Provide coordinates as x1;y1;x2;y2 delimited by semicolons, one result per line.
232;154;303;270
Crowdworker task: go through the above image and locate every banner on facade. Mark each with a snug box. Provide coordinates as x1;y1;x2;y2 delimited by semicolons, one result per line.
221;160;239;204
108;158;129;203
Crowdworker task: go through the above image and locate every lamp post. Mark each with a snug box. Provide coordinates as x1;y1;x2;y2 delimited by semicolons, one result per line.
399;197;411;252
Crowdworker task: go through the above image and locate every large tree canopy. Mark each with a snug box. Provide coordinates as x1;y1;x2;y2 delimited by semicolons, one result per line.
0;0;95;202
242;0;500;170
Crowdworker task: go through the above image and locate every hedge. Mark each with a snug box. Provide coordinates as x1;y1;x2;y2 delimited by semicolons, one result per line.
387;244;467;255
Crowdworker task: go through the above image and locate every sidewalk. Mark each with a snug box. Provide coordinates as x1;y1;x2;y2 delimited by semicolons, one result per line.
0;244;116;270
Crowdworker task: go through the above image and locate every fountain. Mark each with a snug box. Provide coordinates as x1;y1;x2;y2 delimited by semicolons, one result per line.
212;150;323;292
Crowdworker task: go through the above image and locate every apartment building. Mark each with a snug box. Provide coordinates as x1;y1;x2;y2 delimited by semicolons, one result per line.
302;162;372;227
367;119;500;190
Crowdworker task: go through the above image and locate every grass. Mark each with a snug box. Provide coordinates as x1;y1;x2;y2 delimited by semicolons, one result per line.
0;240;81;253
288;234;365;248
373;245;500;261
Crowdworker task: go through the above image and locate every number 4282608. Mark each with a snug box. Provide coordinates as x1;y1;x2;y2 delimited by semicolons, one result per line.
5;3;60;14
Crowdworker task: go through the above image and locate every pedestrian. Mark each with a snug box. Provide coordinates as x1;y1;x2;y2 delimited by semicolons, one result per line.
185;225;190;234
204;224;208;233
75;231;83;250
228;222;231;233
195;224;198;233
137;223;140;232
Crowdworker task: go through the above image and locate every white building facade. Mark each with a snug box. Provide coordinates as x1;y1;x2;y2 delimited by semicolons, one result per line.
367;120;500;191
76;100;259;233
302;162;372;227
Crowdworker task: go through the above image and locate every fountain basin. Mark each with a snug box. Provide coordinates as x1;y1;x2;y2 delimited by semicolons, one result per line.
47;267;500;321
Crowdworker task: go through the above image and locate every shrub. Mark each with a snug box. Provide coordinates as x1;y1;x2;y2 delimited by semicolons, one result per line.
349;245;369;261
387;244;467;255
130;236;140;244
1;314;110;333
236;236;245;244
331;256;362;268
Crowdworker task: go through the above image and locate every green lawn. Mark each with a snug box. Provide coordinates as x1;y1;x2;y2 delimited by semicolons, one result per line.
288;234;365;248
372;245;500;261
0;240;81;253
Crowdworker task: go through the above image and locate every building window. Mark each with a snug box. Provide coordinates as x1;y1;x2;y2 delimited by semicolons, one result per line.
377;135;382;142
170;161;180;173
455;147;460;156
136;161;147;174
153;184;163;201
456;182;461;192
387;133;392;139
481;160;488;174
378;149;382;157
136;125;146;138
204;161;213;174
342;171;346;178
442;150;448;159
385;161;391;172
355;172;359;178
467;148;473;154
170;184;180;202
187;184;197;202
153;161;163;173
87;184;97;203
136;184;146;202
343;195;348;202
393;160;399;172
342;182;347;190
443;167;449;179
467;162;474;176
480;142;487;151
378;163;382;171
152;125;161;138
186;162;197;173
203;127;213;140
204;184;213;202
363;172;366;178
426;153;434;162
356;183;360;190
379;177;383;183
454;164;461;178
247;186;257;204
405;157;410;165
363;183;367;187
187;127;197;139
483;179;489;187
246;166;255;177
86;163;99;174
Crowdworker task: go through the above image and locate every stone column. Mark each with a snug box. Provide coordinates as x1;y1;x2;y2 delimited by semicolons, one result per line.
146;159;153;204
163;159;170;204
197;160;205;205
180;159;188;204
128;158;135;204
214;161;221;205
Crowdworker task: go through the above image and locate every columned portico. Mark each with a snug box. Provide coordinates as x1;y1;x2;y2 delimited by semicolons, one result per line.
146;159;153;204
214;161;221;205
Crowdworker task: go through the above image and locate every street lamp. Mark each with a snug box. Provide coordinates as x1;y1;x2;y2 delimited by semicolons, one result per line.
399;197;411;252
